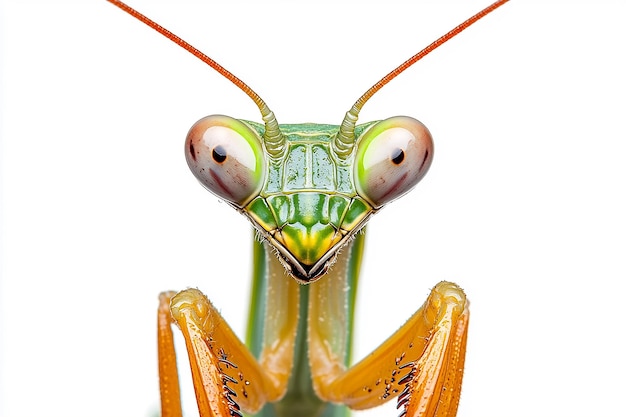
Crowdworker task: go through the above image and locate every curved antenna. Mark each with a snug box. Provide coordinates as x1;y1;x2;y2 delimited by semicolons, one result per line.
334;0;510;158
107;0;286;158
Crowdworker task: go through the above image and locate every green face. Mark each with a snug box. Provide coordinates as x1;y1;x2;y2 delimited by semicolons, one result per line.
185;115;433;283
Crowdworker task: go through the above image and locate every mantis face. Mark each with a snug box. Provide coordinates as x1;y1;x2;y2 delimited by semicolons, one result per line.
185;115;433;282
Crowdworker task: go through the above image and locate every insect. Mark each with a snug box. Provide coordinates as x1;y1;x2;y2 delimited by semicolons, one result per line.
108;1;509;416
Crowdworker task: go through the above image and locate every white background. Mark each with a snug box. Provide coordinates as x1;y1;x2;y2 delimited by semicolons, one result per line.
2;1;625;416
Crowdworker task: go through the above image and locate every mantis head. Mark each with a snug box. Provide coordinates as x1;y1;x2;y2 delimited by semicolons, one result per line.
108;0;508;282
184;114;433;282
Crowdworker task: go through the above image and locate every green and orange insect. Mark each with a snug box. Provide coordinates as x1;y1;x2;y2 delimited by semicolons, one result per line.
107;1;510;416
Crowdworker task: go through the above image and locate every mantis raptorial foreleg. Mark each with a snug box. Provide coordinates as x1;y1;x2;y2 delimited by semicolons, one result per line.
159;236;468;417
309;281;468;416
157;248;301;416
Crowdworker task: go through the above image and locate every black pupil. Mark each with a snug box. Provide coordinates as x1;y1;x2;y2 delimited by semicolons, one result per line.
391;148;405;165
212;145;227;163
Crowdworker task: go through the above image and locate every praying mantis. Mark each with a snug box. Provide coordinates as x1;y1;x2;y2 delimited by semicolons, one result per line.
107;1;510;416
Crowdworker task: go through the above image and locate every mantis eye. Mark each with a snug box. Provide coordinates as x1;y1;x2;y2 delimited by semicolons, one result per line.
354;116;433;208
185;115;266;207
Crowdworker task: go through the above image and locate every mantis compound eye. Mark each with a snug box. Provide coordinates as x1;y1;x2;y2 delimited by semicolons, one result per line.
354;116;433;208
185;115;266;207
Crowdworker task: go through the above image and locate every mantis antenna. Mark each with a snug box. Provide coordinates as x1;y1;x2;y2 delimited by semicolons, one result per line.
334;0;510;158
106;0;286;158
107;0;510;159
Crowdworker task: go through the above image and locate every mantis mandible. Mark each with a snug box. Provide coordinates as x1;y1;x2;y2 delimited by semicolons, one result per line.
108;1;510;416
